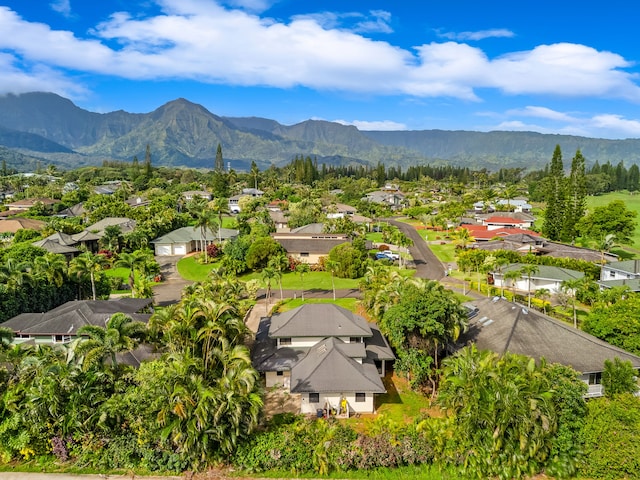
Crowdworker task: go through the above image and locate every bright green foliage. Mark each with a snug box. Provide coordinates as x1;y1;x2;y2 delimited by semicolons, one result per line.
583;295;640;355
542;145;567;241
436;346;585;479
233;414;433;474
380;279;467;378
602;357;639;397
327;239;368;278
0;266;262;471
245;236;285;271
577;200;638;245
75;312;146;369
562;149;587;242
580;394;640;479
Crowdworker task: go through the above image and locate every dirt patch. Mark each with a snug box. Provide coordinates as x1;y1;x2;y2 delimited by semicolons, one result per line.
263;388;301;417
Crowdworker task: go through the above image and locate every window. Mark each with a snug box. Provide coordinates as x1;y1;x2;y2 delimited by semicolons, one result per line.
589;372;602;385
276;371;284;377
279;338;292;346
355;393;366;402
350;337;363;343
300;252;309;257
309;393;320;403
53;334;71;344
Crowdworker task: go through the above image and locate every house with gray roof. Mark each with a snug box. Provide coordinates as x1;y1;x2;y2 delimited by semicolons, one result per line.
458;296;640;397
33;230;101;258
150;226;239;256
271;227;353;264
87;217;137;236
252;303;394;415
3;298;152;346
492;263;584;295
599;260;640;292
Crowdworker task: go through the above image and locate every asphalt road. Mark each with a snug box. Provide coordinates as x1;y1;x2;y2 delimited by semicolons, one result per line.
384;218;446;281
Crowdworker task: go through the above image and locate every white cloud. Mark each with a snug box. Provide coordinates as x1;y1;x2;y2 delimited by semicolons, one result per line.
222;0;275;14
0;52;87;97
488;106;640;139
50;0;72;18
291;9;392;34
506;106;576;122
0;2;639;105
438;28;514;41
590;114;640;137
334;119;407;131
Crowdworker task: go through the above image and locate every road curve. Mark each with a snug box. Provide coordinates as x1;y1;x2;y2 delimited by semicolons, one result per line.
384;218;446;281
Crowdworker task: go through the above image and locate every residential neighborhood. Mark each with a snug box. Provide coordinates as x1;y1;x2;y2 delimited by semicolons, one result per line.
1;154;640;479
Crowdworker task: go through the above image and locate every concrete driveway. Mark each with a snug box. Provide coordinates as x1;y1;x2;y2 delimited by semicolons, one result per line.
152;255;192;306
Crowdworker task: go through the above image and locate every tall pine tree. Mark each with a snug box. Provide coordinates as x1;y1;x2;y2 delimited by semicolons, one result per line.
542;145;566;241
215;143;224;171
143;144;152;178
562;149;586;242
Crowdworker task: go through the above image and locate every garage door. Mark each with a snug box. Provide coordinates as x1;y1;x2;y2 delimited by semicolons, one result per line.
174;244;187;255
156;245;172;256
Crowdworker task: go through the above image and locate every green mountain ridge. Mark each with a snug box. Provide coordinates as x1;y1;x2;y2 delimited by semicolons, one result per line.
1;92;639;172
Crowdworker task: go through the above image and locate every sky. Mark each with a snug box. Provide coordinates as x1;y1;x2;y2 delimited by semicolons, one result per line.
1;0;640;139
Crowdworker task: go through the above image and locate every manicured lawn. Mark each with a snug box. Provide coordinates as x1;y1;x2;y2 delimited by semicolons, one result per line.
272;297;359;313
585;191;640;252
177;255;368;289
103;266;130;285
244;270;361;290
177;255;222;281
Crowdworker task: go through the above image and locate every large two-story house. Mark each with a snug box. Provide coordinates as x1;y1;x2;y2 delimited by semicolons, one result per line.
252;303;395;415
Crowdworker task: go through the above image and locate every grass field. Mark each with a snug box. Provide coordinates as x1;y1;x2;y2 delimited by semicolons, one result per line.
585;191;640;253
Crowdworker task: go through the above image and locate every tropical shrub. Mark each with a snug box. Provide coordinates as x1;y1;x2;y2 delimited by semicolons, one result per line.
579;394;640;479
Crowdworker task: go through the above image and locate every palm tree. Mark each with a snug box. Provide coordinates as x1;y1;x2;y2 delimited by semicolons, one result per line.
519;264;539;307
0;326;13;353
325;259;340;301
503;268;522;301
501;184;519;211
114;250;150;297
0;258;34;290
210;197;230;242
195;301;243;370
534;288;551;314
70;252;107;300
100;225;124;253
561;278;583;328
451;227;475;249
597;233;618;265
295;263;310;301
480;255;496;295
493;256;510;297
268;253;288;300
74;312;146;369
189;197;218;263
33;252;67;287
260;267;278;314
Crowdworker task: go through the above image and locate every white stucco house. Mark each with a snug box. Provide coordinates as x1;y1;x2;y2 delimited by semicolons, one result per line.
252;304;395;415
492;263;584;295
150;226;239;256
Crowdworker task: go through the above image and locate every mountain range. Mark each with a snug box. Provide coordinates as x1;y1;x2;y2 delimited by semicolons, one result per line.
1;91;639;173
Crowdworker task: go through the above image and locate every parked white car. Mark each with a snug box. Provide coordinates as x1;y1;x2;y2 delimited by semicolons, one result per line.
381;250;400;260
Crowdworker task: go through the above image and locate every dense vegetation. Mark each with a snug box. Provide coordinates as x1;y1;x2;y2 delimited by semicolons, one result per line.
1;150;640;479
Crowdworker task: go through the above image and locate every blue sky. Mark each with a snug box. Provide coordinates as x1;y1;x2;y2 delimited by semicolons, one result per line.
1;0;640;138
